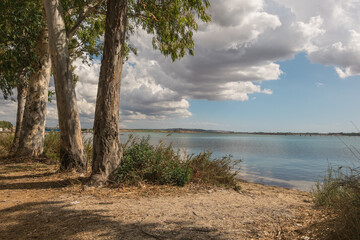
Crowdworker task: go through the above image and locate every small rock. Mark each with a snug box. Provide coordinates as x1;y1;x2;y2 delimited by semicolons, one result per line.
70;201;81;205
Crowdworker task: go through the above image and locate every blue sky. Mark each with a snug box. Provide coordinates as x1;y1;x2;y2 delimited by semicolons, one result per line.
1;0;360;133
123;53;360;132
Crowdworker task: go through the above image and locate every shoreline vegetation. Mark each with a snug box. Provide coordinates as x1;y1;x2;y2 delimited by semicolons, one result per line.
1;132;359;239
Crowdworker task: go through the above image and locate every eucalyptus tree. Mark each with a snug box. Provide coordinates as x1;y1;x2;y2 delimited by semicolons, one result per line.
43;0;105;171
1;0;104;159
90;0;211;185
0;0;49;156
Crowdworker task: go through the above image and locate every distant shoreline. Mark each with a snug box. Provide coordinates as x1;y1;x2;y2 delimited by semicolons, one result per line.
120;129;360;136
36;127;360;136
73;128;360;136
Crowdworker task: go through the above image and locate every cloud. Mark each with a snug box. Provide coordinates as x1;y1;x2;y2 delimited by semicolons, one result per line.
275;0;360;78
0;95;17;123
2;0;359;127
315;82;324;87
126;0;286;104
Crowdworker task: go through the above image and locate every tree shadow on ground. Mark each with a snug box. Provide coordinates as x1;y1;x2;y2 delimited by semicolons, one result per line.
0;201;224;240
0;179;76;190
0;155;56;165
0;176;87;190
0;172;56;180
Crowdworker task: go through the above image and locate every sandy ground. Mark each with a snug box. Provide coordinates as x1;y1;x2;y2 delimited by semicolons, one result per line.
0;157;326;240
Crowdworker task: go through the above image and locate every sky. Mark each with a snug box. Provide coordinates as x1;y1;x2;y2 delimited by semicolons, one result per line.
1;0;360;133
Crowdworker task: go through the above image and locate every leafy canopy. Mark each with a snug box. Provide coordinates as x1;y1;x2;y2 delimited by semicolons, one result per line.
0;0;44;98
0;0;106;99
128;0;211;61
60;0;106;60
0;121;13;129
0;0;210;99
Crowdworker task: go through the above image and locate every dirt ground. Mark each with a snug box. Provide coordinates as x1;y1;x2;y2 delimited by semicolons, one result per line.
0;157;327;240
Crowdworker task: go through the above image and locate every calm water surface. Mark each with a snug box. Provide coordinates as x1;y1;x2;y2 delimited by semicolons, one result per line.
117;132;360;191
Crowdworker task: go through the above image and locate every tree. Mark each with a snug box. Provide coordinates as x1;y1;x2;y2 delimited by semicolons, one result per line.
0;0;49;156
10;84;27;154
0;121;13;129
90;0;211;185
43;0;105;171
15;11;51;157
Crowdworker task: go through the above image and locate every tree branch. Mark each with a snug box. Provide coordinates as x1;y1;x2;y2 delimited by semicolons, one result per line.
67;0;105;40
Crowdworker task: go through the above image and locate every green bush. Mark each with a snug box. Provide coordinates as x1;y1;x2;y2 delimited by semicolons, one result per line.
313;166;360;239
116;136;191;186
0;120;13;129
115;135;241;188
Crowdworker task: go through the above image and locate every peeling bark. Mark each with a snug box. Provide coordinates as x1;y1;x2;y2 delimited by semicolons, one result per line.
10;84;27;155
43;0;87;171
90;0;128;186
15;21;50;157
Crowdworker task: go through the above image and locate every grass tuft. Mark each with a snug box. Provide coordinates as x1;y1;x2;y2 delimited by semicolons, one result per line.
313;165;360;240
44;132;93;167
44;131;61;160
0;133;14;155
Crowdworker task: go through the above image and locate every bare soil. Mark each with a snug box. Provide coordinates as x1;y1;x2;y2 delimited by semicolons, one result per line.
0;157;327;240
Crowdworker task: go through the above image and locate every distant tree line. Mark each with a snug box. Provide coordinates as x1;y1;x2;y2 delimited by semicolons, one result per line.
0;121;13;129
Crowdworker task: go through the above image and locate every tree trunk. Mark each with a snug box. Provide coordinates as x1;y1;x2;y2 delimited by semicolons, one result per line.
90;0;128;186
43;0;87;171
15;21;51;157
10;84;27;155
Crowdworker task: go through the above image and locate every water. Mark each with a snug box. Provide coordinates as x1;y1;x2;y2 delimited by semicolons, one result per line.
115;132;360;191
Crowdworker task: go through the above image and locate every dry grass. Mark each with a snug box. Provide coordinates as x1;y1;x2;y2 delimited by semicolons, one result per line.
313;166;360;240
0;133;13;156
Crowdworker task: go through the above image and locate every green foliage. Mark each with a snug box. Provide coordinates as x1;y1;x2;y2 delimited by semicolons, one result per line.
44;132;61;160
0;133;14;155
116;136;191;186
116;136;241;188
0;0;106;99
128;0;211;61
0;0;44;98
44;132;93;165
313;166;360;239
0;121;13;129
61;0;106;60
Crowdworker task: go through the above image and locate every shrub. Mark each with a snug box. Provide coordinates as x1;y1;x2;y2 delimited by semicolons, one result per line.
116;135;241;188
44;131;61;160
0;120;13;129
0;133;14;155
188;151;241;188
44;132;93;167
313;166;360;240
116;136;191;186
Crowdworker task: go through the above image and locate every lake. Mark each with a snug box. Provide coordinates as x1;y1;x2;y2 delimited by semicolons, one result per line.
115;132;360;191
